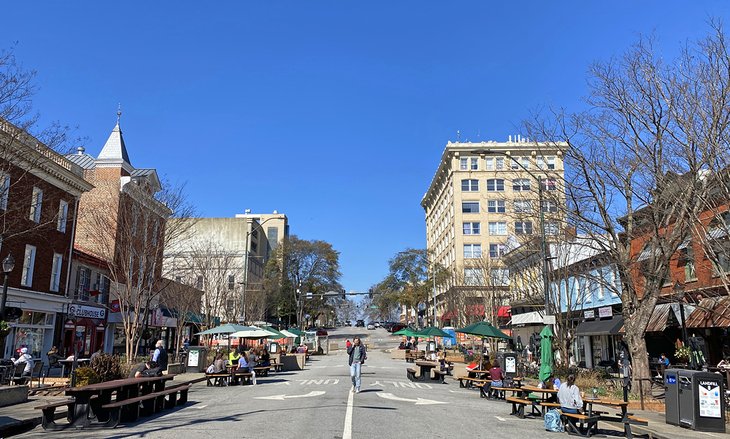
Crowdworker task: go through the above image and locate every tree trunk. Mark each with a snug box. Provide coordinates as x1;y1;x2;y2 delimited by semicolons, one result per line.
622;299;655;395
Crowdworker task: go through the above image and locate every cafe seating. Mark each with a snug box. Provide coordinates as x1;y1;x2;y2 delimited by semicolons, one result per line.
559;410;600;437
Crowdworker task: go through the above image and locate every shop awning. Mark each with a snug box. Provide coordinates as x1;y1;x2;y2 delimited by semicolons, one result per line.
685;296;730;328
497;306;511;317
439;305;488;321
645;303;696;332
575;316;624;336
511;311;544;326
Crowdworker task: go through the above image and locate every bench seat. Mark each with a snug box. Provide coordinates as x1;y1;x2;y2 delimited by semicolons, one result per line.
35;399;76;431
559;410;600;437
206;373;230;387
457;376;490;388
506;396;536;419
406;367;417;382
432;369;448;384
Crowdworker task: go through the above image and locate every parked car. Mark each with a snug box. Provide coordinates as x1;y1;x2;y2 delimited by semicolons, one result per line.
374;322;380;328
389;323;407;333
367;323;375;330
355;320;365;327
345;320;351;326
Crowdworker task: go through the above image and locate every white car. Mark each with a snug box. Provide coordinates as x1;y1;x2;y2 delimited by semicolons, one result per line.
374;322;381;328
367;324;375;330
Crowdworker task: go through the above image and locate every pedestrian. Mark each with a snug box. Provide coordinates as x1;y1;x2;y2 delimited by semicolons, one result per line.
152;340;168;371
347;337;367;393
346;339;352;349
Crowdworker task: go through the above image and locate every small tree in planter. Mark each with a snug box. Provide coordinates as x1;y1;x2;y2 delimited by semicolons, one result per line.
90;354;123;382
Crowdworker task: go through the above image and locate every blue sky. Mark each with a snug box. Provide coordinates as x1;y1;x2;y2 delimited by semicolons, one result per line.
3;1;729;293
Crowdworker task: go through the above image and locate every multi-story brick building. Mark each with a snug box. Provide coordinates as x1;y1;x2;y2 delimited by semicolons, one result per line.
421;136;566;326
0;119;93;361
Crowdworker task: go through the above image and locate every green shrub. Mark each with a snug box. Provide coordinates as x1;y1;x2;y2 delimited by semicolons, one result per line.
90;354;123;382
73;367;100;387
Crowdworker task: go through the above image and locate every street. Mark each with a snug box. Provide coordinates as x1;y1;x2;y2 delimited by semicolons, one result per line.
21;327;552;439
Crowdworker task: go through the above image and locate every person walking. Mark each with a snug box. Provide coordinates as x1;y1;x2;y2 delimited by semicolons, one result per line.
347;337;367;393
152;340;169;371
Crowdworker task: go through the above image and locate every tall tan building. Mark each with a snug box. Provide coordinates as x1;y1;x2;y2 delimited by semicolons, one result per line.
421;136;567;326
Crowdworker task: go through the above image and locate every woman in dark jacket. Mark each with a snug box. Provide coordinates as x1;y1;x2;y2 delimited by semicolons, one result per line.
347;337;367;393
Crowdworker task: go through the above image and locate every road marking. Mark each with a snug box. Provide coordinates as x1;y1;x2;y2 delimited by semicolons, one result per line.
376;392;446;405
495;416;506;422
255;391;326;400
297;379;339;385
194;405;208;409
343;388;354;439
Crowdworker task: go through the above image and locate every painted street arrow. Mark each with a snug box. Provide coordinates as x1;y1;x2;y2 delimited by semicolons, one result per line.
255;391;326;400
376;392;446;405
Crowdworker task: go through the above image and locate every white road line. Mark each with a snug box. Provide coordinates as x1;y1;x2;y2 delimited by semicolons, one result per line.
495;416;506;422
195;405;208;409
343;389;354;439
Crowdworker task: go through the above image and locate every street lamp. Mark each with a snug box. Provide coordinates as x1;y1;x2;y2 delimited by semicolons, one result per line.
0;253;15;318
673;280;689;347
469;149;553;320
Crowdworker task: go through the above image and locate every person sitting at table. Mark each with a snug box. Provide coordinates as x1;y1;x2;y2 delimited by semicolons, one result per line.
238;351;257;385
129;360;160;378
258;345;271;367
486;360;504;397
398;341;406;350
437;349;448;371
47;346;63;368
718;357;730;371
12;347;34;378
557;374;583;414
229;348;241;367
90;347;103;362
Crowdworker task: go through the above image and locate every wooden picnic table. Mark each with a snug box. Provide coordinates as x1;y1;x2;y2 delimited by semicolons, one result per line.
582;398;645;438
59;358;90;377
467;369;490;379
415;360;439;382
63;375;175;429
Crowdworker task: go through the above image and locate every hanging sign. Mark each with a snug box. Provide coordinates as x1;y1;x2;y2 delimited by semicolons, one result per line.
68;304;106;320
598;307;613;319
584;310;595;320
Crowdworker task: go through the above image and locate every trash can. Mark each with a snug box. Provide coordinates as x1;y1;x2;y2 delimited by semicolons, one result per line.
186;346;207;373
677;369;726;432
664;369;680;426
501;352;518;377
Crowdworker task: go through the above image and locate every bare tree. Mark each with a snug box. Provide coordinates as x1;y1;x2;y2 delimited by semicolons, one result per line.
157;278;202;355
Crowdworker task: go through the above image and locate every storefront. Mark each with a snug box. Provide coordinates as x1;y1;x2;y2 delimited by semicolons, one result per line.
62;303;107;357
573;306;624;369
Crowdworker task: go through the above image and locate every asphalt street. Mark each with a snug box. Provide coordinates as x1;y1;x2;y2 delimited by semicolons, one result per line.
21;327;555;439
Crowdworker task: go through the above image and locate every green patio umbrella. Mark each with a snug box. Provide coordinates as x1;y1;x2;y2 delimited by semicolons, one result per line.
261;326;287;339
393;327;421;338
539;325;554;383
455;321;510;339
196;323;254;353
286;327;304;345
416;326;451;338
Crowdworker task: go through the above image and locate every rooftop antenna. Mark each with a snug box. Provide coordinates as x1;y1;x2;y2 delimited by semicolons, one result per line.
116;103;122;126
456;130;461;142
477;129;481;140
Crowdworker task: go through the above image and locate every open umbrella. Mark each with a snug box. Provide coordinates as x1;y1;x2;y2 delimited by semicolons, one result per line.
261;326;286;339
539;325;554;383
416;326;451;338
286;327;304;345
196;323;254;353
393;327;421;338
230;327;276;339
456;321;510;369
280;329;298;338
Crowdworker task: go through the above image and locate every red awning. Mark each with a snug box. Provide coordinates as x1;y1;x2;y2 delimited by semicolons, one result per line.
497;306;511;317
440;310;457;321
466;304;485;316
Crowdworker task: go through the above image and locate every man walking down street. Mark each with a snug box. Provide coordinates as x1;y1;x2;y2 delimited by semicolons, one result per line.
347;337;366;393
152;340;169;371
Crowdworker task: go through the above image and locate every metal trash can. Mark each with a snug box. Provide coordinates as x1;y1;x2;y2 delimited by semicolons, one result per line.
186;346;208;373
664;369;680;426
678;369;726;432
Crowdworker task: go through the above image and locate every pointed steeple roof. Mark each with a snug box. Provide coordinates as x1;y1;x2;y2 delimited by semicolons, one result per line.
96;106;133;171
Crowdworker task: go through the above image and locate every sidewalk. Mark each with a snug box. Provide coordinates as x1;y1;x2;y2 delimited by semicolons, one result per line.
598;408;730;438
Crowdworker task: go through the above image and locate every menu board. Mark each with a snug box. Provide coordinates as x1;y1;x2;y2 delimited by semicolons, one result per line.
698;382;722;418
505;356;516;373
187;349;200;367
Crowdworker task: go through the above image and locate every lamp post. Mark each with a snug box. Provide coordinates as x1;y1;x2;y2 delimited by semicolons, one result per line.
0;253;15;318
468;149;553;320
673;281;689;347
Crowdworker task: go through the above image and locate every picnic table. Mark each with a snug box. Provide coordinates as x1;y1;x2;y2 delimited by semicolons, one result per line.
414;360;440;382
505;385;558;418
59;358;91;377
583;398;647;439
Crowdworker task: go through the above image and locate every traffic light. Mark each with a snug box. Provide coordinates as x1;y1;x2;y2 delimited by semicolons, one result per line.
368;288;373;299
341;289;346;300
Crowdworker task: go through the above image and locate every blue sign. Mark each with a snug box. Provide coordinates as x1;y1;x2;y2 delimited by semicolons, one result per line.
666;375;677;385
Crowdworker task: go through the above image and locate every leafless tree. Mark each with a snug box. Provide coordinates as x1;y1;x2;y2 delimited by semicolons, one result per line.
157;278;202;355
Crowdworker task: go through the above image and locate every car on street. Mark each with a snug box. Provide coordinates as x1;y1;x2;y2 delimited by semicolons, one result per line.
345;320;351;326
374;322;380;328
355;319;365;327
389;323;407;333
367;323;375;330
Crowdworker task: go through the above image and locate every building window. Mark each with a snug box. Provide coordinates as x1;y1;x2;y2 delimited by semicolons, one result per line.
21;245;36;287
463;244;482;259
515;221;533;235
490;268;510;286
488;221;507;235
50;253;63;292
30;187;43;223
460;157;479;171
541;178;557;191
489;243;506;258
151;220;159;246
681;246;697;281
464;268;484;286
541;200;558;213
486;179;504;192
196;275;204;290
512;179;531;192
463;222;480;235
487;200;506;213
521;157;530;169
57;200;68;232
0;173;9;210
486;158;494;170
228;275;235;290
75;266;91;301
462;202;480;213
514;200;533;213
461;179;479;192
495;157;504;170
544;222;560;236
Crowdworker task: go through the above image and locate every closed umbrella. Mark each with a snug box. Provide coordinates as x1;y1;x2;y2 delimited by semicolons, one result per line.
539;325;554;384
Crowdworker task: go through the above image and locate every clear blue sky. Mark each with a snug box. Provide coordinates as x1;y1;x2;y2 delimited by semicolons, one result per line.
3;1;729;293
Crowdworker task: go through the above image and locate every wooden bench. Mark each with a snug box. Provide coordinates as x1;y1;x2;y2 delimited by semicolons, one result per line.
457;376;490;388
432;369;448;384
484;385;514;400
101;384;191;428
253;366;271;377
34;399;76;430
626;415;648;425
506;396;534;419
206;372;230;387
406;367;417;382
231;370;253;385
560;411;599;437
539;401;561;415
186;376;208;385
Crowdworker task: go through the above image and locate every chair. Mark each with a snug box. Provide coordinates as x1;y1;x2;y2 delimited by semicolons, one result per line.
30;361;43;387
10;362;28;385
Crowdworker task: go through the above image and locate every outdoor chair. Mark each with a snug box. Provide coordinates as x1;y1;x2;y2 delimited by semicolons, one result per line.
30;361;43;387
10;362;28;385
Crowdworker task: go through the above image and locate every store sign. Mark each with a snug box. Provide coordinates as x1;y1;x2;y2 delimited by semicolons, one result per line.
583;310;595;320
68;304;106;320
598;306;613;318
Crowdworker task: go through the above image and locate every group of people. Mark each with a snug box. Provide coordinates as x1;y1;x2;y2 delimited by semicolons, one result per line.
397;337;419;350
128;340;169;379
207;343;274;385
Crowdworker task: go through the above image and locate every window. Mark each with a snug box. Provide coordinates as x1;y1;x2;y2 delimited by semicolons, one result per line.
488;222;507;235
463;222;480;235
487;200;506;213
228;275;235;290
461;179;479;191
0;173;9;210
21;245;36;287
681;246;697;281
30;187;43;223
460;157;479;170
490;268;510;286
98;275;111;304
462;202;480;213
544;222;560;236
151;221;159;246
541;200;558;213
515;221;533;235
537;156;556;169
495;157;504;170
511;158;521;170
537;156;545;169
486;179;504;191
521;157;530;169
512;179;531;192
50;253;63;292
57;200;68;232
196;275;204;290
463;244;482;258
514;200;533;213
489;243;506;258
464;268;484;286
541;178;557;191
485;158;494;170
